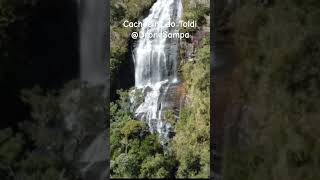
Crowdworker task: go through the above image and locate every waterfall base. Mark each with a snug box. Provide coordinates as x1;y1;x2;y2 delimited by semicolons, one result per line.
134;79;185;144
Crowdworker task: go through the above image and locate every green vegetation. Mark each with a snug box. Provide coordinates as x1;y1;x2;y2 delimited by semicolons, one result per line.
174;37;210;178
0;81;105;179
181;0;210;35
223;0;320;180
110;0;155;77
110;6;210;180
109;1;176;177
171;2;210;177
110;89;177;178
0;1;102;179
110;0;210;178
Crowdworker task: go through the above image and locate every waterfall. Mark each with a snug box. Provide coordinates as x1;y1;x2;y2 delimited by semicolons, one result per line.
134;0;183;143
80;0;107;86
78;1;108;179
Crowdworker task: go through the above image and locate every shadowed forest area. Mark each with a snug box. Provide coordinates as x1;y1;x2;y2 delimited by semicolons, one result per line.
0;0;107;179
215;0;320;180
0;0;78;128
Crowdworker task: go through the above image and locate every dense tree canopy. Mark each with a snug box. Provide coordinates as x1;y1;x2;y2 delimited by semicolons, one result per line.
223;0;320;180
173;37;210;178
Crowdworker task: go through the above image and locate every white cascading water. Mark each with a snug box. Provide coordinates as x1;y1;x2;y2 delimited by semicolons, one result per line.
78;0;108;179
80;0;107;86
134;0;183;143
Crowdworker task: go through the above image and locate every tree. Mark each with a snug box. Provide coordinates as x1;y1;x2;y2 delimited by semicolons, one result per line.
140;154;169;178
121;120;148;153
0;128;25;179
173;37;210;178
223;1;320;180
110;89;176;178
112;153;141;178
18;80;106;179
